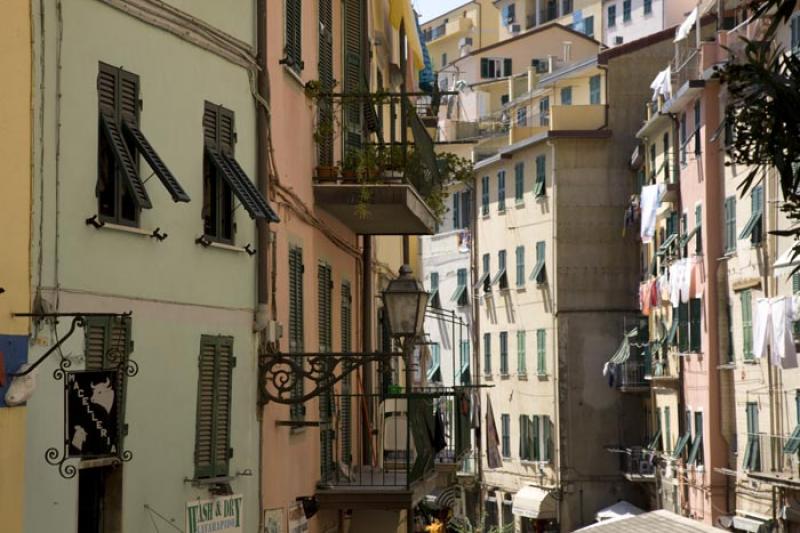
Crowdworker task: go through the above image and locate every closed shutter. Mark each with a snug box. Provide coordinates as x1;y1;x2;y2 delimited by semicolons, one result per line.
484;333;491;373
519;415;528;459
195;335;234;479
532;415;540;460
453;192;461;229
516;246;525;287
724;197;736;253
537;329;546;375
664;406;672;452
503;58;512;77
341;282;353;465
318;0;334;166
343;0;364;157
678;302;689;353
289;247;305;419
318;263;334;481
542;415;553;462
689;298;702;352
517;330;526;374
741;290;753;360
480;58;489;78
285;0;303;72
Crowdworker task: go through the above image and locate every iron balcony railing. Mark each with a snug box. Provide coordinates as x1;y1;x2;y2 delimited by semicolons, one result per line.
619;446;657;479
616;360;650;390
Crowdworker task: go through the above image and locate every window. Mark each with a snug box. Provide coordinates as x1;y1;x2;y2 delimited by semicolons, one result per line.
428;343;441;382
203;102;277;243
441;52;447;67
342;0;363;155
341;282;353;464
317;0;334;165
516;107;528;126
452;192;461;229
623;0;631;22
195;335;235;478
792;15;800;53
453;268;469;307
649;144;657;181
680;113;687;164
289;246;305;420
672;412;692;459
318;263;334;480
664;406;672;452
678;302;689;353
517;331;527;374
531;241;546;284
537;329;546;375
501;94;510;106
583;15;595;37
532;415;541;460
695;205;703;255
480;57;512;78
743;402;760;470
477;253;491;292
726;303;735;363
460;340;471;384
502;3;516;23
519;414;531;459
739;185;763;245
663;132;671;181
96;64;189;227
589;75;601;105
429;272;441;308
562;0;573;15
460;189;472;228
687;411;704;466
541;415;553;462
644;0;652;15
493;250;508;289
535;155;546;197
482;176;490;215
539;97;550;126
608;5;616;27
500;332;509;375
501;414;511;457
515;163;525;203
560;86;572;105
515;245;525;287
484;333;492;374
284;0;303;73
497;171;506;212
693;100;702;154
741;290;753;360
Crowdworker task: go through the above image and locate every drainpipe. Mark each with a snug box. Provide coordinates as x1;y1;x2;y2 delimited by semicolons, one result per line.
471;173;483;525
362;236;373;461
255;0;270;531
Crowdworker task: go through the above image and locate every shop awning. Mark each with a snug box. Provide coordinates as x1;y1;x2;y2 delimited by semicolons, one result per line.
512;486;556;519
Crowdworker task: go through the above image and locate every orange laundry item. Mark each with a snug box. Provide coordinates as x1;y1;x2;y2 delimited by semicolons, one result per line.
641;282;651;316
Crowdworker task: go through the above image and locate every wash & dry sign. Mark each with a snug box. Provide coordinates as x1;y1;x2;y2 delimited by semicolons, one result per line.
186;494;243;533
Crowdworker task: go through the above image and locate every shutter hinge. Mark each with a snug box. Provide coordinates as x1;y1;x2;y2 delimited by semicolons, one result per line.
301;264;305;274
123;423;129;436
232;357;237;368
229;447;234;459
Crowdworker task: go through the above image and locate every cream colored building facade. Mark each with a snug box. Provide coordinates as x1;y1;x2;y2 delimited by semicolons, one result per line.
420;0;500;71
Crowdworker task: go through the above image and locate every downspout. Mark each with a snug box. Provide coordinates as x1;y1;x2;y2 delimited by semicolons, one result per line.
547;137;561;523
255;1;270;532
471;172;482;525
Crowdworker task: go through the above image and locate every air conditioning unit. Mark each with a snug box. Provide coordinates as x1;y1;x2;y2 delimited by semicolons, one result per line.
510;23;521;34
615;36;624;45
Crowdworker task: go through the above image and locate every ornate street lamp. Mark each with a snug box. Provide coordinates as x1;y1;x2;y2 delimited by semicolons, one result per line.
382;265;429;339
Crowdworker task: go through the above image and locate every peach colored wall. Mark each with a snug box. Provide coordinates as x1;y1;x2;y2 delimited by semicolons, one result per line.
263;1;360;532
677;78;725;525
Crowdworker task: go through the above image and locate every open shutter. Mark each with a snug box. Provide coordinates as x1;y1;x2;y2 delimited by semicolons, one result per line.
123;121;190;202
84;317;111;370
480;58;489;78
195;336;218;478
285;0;303;71
318;0;334;166
343;0;364;156
289;247;305;420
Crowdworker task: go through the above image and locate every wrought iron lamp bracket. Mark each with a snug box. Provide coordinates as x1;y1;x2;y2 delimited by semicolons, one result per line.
259;351;395;405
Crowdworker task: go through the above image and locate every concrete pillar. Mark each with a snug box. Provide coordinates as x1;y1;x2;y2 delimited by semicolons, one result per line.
507;76;515;102
528;67;536;93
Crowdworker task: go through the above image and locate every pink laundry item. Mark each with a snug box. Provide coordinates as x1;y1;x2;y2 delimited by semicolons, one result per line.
641;282;651;316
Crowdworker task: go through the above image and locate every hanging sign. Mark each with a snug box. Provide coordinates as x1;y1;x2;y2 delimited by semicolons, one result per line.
186;494;244;533
66;370;120;457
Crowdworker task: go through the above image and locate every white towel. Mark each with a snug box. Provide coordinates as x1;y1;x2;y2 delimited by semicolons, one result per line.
669;261;682;304
770;297;797;365
753;298;772;360
680;258;693;303
640;184;664;244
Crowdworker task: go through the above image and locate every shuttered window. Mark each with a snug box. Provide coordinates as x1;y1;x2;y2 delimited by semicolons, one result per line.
499;332;508;375
481;176;490;215
343;0;365;157
623;0;631;21
534;155;546;197
519;414;530;459
741;289;753;360
664;406;672;452
194;335;235;479
497;171;506;212
514;163;524;203
517;331;526;375
284;0;303;73
532;415;540;460
678;302;689;353
589;75;601;105
317;0;334;166
515;246;525;287
724;197;736;253
539;97;550;126
542;415;553;462
644;0;652;14
97;64;189;227
531;241;546;284
536;329;546;375
452;192;461;229
501;414;510;457
341;282;353;464
743;402;760;470
560;86;572;106
318;263;334;480
289;246;305;420
483;333;491;374
689;298;702;352
203;102;278;229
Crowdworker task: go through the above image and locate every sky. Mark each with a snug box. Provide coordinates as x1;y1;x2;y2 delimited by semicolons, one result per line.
413;0;469;23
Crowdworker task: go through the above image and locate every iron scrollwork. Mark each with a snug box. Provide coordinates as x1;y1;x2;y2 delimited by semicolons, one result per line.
259;352;394;404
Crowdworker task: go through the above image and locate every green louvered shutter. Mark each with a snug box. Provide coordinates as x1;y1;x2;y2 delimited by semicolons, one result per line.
536;329;546;375
741;290;753;360
289;246;305;420
341;282;353;465
285;0;303;73
542;415;553;462
532;415;540;461
317;0;334;166
319;263;334;481
689;298;702;352
195;335;234;479
678;302;689;353
517;330;526;375
343;0;364;158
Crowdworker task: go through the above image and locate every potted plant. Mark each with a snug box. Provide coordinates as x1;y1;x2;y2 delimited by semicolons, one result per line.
339;150;359;180
382;145;406;180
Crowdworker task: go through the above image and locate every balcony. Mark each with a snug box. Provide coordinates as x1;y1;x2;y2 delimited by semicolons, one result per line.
616;361;650;392
615;446;657;482
427;17;473;44
550;104;606;131
314;384;474;510
649;354;679;384
312;92;449;235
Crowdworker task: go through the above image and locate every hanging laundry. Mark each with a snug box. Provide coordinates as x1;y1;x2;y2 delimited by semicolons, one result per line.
659;274;671;304
433;408;447;453
642;282;652;316
640;184;665;244
650;277;660;307
680;258;692;304
669;261;683;304
771;297;797;365
753;298;772;361
690;257;705;299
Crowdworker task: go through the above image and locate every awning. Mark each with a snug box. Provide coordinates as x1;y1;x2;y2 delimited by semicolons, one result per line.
595;501;644;522
389;0;424;70
512;486;556;519
773;247;800;276
674;7;698;42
